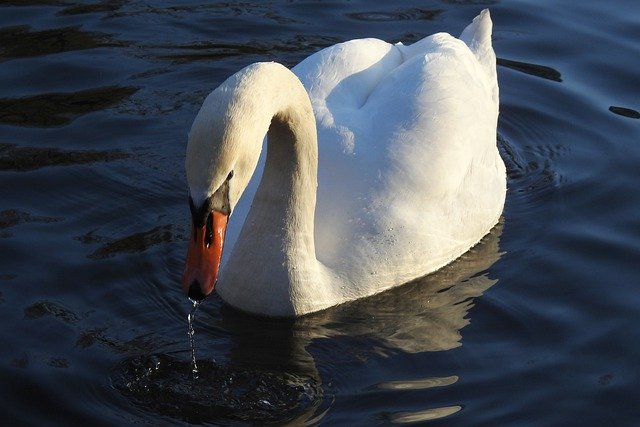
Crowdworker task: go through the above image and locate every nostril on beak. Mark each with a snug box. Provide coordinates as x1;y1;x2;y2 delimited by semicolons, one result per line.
188;280;206;301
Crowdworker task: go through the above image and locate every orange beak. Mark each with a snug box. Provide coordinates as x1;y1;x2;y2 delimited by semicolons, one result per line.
182;209;228;300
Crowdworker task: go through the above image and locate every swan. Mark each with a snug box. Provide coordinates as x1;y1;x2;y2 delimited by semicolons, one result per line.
182;9;506;317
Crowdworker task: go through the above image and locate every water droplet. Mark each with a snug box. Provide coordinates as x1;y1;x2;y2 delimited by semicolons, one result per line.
187;299;201;379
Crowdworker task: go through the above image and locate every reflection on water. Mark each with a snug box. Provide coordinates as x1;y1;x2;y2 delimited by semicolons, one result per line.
57;1;126;16
347;8;443;22
0;25;124;59
85;1;306;24
498;134;565;196
77;224;181;259
150;35;341;64
115;354;322;425
303;220;503;354
0;86;138;127
608;105;640;119
24;301;80;323
0;209;62;238
2;0;67;5
375;375;464;422
376;375;458;390
0;143;128;172
389;405;462;424
497;57;562;82
113;221;502;424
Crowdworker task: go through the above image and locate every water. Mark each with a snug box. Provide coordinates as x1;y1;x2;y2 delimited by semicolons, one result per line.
1;0;639;425
188;299;200;379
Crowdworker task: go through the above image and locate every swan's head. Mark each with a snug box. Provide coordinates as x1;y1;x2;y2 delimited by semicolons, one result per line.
182;73;267;300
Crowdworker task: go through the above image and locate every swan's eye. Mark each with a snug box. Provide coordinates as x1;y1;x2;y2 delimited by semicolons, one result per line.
205;213;213;248
227;170;234;181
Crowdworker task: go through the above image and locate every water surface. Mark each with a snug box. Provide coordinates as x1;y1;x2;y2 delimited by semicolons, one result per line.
1;0;639;425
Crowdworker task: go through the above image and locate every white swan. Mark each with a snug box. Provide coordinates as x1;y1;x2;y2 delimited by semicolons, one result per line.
182;9;506;317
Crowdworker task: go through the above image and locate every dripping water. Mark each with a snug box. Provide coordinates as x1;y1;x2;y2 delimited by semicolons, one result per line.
187;299;201;379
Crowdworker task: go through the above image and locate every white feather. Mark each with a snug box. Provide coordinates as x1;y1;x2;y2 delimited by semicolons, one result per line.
186;10;506;316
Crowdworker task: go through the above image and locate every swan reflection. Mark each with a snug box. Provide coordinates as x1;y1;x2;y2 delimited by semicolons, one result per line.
223;220;502;350
118;221;502;424
213;220;503;422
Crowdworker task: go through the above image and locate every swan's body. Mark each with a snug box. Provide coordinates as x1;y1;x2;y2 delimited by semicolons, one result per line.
183;10;506;316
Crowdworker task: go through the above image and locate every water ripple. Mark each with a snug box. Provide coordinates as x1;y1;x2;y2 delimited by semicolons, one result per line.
76;224;183;260
0;25;125;59
146;35;340;64
389;405;462;423
497;57;562;82
0;143;128;171
113;354;322;425
57;1;125;16
608;105;640;119
347;8;442;22
377;375;458;390
0;209;62;235
24;300;80;323
0;86;138;127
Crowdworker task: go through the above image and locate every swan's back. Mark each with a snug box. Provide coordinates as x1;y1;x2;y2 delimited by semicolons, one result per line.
292;10;505;290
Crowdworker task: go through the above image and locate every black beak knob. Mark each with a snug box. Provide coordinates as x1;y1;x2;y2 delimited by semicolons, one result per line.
187;280;206;301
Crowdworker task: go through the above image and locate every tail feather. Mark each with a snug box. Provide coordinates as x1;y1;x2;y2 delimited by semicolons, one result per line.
460;9;498;101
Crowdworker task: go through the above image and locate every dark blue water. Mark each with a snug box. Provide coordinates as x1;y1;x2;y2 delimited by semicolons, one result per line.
1;1;639;425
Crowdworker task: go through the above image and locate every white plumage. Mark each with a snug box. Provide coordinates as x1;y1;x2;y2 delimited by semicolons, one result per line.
185;9;505;316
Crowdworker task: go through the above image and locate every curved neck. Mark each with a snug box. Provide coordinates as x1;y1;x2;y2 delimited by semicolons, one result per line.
219;63;325;315
255;102;319;260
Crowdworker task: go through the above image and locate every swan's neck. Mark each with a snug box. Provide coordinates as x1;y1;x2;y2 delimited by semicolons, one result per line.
215;63;333;316
255;101;319;266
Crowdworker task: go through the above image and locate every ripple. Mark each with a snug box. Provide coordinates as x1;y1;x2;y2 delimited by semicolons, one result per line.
498;134;566;209
77;224;182;260
348;8;442;22
104;2;300;25
74;328;168;354
47;357;70;368
0;86;138;127
389;405;462;423
57;1;125;16
114;354;322;425
0;143;128;172
11;354;29;369
377;375;458;390
24;301;80;323
442;0;497;4
497;57;562;82
0;0;66;5
608;106;640;119
0;209;62;235
0;25;125;59
148;35;340;64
